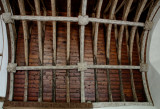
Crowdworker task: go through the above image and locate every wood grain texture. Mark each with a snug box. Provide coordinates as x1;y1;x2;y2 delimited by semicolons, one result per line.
6;0;154;104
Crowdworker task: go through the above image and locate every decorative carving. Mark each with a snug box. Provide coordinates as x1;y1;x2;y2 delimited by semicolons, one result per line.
2;13;13;23
78;15;89;26
144;20;153;30
78;62;87;72
7;63;17;73
140;63;148;72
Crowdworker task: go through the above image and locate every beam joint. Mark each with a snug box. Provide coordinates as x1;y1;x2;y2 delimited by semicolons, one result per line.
78;62;88;72
2;12;13;23
144;20;153;30
7;63;17;73
78;15;89;26
140;63;148;72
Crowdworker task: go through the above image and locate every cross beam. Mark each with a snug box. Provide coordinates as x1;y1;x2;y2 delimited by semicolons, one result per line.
7;63;146;72
1;14;145;27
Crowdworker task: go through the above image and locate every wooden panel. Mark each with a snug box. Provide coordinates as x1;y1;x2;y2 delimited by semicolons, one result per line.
14;15;146;102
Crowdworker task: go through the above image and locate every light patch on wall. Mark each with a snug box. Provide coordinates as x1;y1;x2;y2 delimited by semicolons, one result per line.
0;16;8;98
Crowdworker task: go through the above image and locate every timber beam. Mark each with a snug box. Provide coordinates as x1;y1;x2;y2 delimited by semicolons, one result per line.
1;0;17;102
117;0;134;101
1;15;146;27
92;0;103;102
34;0;43;102
105;0;118;102
129;0;147;102
51;0;56;102
66;0;71;103
79;0;87;103
18;0;29;102
140;0;160;103
7;64;143;71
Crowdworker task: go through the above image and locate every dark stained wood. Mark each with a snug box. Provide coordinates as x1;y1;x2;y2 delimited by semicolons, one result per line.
14;12;146;102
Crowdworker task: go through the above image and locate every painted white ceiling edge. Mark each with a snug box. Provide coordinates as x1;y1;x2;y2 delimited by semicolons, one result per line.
146;2;160;109
0;102;4;109
94;106;156;109
0;16;8;97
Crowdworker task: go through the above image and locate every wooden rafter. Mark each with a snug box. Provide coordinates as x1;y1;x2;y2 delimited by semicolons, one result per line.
26;0;35;14
129;0;147;102
116;0;133;101
51;0;56;102
115;0;126;14
113;16;118;42
1;0;17;101
136;31;140;61
125;26;129;57
140;0;160;103
40;0;47;37
130;0;147;66
66;0;71;103
104;0;112;14
105;0;118;102
80;0;87;103
113;15;125;101
93;0;103;102
17;0;29;102
34;0;43;102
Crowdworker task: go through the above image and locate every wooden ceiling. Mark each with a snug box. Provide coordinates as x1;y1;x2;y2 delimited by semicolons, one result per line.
1;0;159;108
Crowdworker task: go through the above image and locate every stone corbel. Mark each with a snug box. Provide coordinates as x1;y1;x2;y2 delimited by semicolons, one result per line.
78;15;89;26
140;63;148;72
7;63;17;73
144;20;153;30
78;62;87;72
2;13;13;23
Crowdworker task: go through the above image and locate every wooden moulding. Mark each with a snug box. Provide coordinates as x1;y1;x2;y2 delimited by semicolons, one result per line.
1;0;17;102
3;101;152;109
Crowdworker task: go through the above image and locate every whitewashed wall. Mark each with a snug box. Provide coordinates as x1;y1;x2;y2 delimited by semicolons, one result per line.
0;16;8;98
146;3;160;109
0;16;8;109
